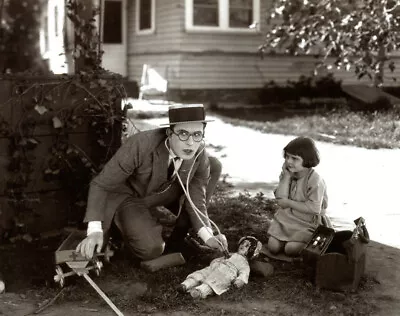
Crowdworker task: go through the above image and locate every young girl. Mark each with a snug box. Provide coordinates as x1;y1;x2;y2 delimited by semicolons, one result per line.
267;136;329;257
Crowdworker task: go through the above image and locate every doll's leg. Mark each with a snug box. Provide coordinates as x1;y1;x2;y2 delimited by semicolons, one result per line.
284;241;306;256
179;268;210;292
180;277;200;291
267;236;285;254
190;284;214;299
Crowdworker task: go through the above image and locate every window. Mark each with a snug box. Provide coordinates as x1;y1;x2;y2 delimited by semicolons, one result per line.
136;0;155;34
186;0;259;32
193;0;219;26
44;16;49;51
54;6;59;37
229;0;253;28
103;0;123;43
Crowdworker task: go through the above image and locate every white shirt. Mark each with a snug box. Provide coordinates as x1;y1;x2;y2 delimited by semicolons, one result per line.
168;154;183;177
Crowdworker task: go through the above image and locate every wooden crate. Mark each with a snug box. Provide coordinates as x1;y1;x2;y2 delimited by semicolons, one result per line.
313;230;367;292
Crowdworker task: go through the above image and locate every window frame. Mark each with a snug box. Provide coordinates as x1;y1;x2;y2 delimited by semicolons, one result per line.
185;0;260;33
136;0;156;35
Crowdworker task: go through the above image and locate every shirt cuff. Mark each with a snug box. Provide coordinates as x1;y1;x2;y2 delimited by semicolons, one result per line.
197;226;213;243
87;221;103;236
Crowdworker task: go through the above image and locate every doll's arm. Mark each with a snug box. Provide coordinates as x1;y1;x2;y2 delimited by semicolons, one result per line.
233;264;250;288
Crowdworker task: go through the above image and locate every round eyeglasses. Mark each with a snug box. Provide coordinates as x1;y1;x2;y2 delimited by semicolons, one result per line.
172;129;204;142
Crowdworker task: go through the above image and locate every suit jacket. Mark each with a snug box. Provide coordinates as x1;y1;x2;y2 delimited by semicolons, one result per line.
84;128;211;233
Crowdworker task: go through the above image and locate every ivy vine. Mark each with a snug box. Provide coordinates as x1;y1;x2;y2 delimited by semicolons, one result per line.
0;0;130;239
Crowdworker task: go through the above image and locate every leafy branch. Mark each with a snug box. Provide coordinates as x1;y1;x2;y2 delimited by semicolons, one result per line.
0;0;128;238
261;0;400;86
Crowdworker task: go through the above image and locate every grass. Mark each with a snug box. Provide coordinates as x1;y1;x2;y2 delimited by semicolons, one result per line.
212;107;400;149
0;183;379;316
127;105;400;149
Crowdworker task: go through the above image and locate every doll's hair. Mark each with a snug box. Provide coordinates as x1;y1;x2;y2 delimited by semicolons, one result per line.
283;136;320;168
238;236;262;260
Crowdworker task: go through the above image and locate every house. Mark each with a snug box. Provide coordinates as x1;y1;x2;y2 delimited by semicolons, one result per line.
40;0;390;103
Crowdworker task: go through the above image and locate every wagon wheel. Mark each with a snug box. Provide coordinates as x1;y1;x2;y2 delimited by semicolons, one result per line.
103;245;114;263
54;265;65;288
93;258;103;276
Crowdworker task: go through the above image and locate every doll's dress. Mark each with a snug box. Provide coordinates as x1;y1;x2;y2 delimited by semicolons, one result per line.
267;168;329;243
187;253;250;295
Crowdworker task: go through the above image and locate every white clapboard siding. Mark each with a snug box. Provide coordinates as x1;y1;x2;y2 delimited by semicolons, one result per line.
126;0;400;90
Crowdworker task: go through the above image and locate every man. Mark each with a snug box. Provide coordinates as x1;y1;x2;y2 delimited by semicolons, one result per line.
76;104;227;261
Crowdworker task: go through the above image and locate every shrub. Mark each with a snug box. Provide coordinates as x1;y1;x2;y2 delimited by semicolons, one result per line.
258;74;344;107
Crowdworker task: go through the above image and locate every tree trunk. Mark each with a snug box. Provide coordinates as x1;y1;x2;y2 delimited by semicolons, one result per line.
374;44;386;87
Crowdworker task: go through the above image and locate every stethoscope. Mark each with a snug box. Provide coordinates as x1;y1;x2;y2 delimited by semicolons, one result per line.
164;137;229;257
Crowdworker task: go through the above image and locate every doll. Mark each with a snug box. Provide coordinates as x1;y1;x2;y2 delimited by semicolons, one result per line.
177;236;262;299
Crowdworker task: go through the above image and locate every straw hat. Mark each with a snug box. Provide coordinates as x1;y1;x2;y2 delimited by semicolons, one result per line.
160;104;214;126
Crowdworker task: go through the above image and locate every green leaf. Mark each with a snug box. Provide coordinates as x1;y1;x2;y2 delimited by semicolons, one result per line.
98;79;107;87
34;105;48;115
97;139;106;147
52;116;63;129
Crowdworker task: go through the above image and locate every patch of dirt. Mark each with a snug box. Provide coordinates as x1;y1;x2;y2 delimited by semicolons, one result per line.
1;190;400;316
1;236;399;316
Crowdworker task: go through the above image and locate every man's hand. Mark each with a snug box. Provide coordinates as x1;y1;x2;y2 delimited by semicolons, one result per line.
205;233;228;252
275;197;291;209
233;279;245;288
75;232;104;259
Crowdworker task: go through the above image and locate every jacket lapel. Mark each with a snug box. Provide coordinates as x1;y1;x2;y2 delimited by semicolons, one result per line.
178;157;199;185
145;141;169;195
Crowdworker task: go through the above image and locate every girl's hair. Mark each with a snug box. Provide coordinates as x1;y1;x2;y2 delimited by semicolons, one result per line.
283;136;320;168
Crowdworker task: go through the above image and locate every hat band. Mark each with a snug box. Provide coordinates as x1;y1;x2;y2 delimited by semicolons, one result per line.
169;107;205;124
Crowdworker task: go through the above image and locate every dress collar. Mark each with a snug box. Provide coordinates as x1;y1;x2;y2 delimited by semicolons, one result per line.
292;168;312;180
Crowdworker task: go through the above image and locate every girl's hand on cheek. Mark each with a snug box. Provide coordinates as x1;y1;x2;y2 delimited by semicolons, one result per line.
281;162;292;178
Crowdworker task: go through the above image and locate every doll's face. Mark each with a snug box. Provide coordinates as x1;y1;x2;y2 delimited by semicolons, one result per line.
238;240;251;255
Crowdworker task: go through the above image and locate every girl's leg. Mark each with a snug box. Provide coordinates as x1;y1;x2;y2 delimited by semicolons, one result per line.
284;241;306;256
190;283;214;299
267;236;285;254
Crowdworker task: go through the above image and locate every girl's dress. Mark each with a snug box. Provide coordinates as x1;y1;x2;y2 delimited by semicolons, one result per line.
267;168;329;243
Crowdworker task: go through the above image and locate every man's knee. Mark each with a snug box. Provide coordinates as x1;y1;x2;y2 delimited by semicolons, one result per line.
209;156;222;179
129;240;165;261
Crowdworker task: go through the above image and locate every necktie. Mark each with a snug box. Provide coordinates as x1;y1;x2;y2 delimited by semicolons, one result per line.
168;157;179;179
